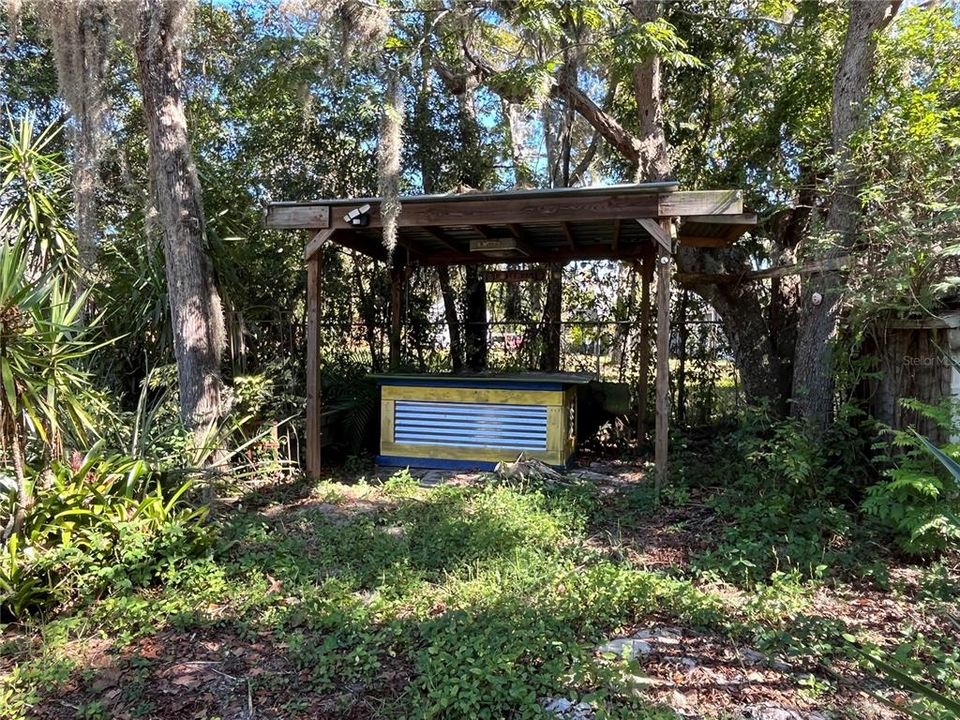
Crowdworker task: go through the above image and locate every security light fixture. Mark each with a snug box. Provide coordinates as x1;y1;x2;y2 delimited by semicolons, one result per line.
343;204;371;226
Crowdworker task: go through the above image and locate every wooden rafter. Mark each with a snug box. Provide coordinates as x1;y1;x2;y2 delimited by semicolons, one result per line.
303;228;337;261
637;218;672;253
471;224;496;239
507;224;534;256
560;221;576;249
420;226;461;254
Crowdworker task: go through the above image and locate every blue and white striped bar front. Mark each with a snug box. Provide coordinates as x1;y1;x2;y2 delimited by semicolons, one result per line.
393;400;548;451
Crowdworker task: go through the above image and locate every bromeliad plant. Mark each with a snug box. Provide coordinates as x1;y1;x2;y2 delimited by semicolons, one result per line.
0;443;210;617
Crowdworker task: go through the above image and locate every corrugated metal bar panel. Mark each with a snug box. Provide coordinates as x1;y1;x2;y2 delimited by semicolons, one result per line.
394;401;547;450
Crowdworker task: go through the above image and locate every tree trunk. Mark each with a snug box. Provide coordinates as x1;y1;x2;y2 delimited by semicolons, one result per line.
437;266;464;372
539;264;563;371
464;265;487;371
791;0;900;428
133;0;225;436
631;0;673;183
676;246;781;406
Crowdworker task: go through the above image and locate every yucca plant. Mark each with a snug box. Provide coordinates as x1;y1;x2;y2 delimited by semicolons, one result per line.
0;115;75;270
0;239;101;538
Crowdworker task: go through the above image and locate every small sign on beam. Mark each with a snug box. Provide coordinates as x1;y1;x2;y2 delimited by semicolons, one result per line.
482;269;546;283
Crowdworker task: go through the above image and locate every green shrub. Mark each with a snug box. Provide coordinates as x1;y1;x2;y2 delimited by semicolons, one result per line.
863;430;960;555
0;445;211;618
689;408;868;585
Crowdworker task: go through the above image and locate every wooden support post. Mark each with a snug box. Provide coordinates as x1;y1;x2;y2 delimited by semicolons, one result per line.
305;251;322;479
388;250;408;371
636;251;653;441
389;268;403;370
654;219;674;495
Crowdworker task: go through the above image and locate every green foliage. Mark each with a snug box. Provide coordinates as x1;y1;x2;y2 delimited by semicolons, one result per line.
0;238;101;455
863;424;960;556
0;115;75;267
688;409;871;585
322;355;379;456
0;445;210;618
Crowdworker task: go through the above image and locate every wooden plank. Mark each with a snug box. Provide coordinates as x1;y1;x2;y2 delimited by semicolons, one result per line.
394;234;427;261
305;253;322;478
381;385;565;406
560;221;576;249
380;441;565;467
412;244;650;266
636;255;652;441
654;220;672;494
612;218;621;251
420;226;461;253
674;255;854;285
658;190;743;216
637;217;672;253
267;204;330;229
304;228;337;261
380;400;395;447
507;224;535;255
677;235;734;248
683;213;756;225
336;231;389;261
546;406;564;457
270;191;747;232
319;192;661;231
471;224;497;239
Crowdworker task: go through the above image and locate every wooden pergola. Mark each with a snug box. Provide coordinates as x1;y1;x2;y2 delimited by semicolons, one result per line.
266;182;755;483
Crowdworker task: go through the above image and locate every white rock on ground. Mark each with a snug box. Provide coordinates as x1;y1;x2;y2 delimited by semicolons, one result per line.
541;697;595;719
739;703;830;720
595;637;653;659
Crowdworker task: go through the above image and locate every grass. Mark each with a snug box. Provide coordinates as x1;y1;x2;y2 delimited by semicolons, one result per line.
1;467;958;719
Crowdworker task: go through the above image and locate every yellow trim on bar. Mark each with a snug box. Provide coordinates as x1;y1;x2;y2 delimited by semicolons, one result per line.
381;385;565;406
380;399;395;444
380;441;567;466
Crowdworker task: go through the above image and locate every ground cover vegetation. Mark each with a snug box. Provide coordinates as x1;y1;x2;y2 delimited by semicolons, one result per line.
0;0;958;718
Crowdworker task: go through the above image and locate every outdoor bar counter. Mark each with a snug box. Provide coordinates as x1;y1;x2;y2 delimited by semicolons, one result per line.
372;372;593;470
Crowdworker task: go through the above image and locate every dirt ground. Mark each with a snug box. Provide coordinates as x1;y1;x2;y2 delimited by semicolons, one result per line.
7;460;958;720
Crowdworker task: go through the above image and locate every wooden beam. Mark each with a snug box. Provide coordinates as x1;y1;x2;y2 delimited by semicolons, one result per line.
270;190;747;233
675;255;854;286
612;218;621;251
637;217;672;253
334;231;389;261
507;224;534;256
560;221;576;249
658;190;743;217
636;254;653;441
412;245;650;266
683;213;756;225
305;252;322;478
267;204;330;229
654;219;672;495
315;192;663;231
677;235;733;248
421;226;461;253
390;264;406;370
394;233;427;261
471;224;497;239
304;228;337;261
